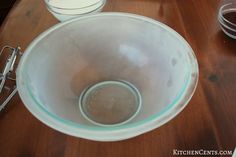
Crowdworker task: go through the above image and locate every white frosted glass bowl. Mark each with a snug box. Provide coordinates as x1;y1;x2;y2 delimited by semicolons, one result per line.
16;13;198;141
44;0;106;21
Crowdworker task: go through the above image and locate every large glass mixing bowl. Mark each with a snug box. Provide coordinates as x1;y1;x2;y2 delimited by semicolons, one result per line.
16;13;198;141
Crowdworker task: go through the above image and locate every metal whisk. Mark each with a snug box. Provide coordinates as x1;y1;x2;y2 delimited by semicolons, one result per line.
0;46;22;111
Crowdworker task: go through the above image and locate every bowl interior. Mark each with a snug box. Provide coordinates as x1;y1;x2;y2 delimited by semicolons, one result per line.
20;14;195;128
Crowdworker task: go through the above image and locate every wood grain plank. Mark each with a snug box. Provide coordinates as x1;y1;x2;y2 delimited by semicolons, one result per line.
0;0;235;157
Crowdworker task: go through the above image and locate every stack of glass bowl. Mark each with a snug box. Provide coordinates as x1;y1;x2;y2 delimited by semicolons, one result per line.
44;0;106;22
218;3;236;39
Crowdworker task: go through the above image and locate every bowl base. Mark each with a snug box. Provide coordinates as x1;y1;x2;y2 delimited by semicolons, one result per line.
79;80;142;126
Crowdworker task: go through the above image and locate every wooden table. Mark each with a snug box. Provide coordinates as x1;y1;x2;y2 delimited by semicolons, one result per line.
0;0;235;156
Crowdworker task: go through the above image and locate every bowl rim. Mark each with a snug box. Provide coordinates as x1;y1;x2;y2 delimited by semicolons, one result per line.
218;15;236;32
218;3;236;27
44;0;105;10
16;12;199;141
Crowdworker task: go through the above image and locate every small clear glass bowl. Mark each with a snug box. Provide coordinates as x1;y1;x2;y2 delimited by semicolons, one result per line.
44;0;106;21
218;3;236;39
